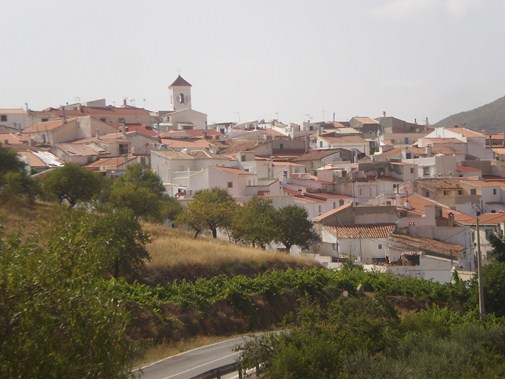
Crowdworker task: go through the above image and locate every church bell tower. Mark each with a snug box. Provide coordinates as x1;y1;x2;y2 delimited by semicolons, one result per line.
169;75;192;112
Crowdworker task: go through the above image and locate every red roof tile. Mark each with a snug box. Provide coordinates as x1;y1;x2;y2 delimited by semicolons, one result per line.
325;224;396;239
389;233;464;258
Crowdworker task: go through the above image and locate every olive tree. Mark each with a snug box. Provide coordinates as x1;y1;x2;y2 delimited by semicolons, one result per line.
40;163;105;207
177;188;237;238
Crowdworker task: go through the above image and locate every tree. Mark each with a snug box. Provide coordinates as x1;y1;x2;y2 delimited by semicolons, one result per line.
48;208;151;279
0;146;38;204
0;145;24;176
115;163;165;196
488;232;505;262
0;171;38;204
480;262;505;317
40;163;105;207
0;216;134;378
231;196;277;249
109;164;180;222
177;188;237;238
237;296;399;378
274;205;320;252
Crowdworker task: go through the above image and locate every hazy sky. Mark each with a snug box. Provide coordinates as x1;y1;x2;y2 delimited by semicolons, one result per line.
1;0;504;124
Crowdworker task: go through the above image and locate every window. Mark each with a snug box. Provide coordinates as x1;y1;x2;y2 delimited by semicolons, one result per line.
406;153;412;159
280;143;284;150
227;181;233;188
41;118;49;122
423;167;430;176
493;188;497;195
393;184;397;190
118;118;125;124
470;188;477;195
0;115;7;122
333;202;336;208
458;190;463;195
241;155;246;162
378;244;382;249
443;190;449;196
410;168;414;174
319;141;323;148
100;117;106;123
118;143;129;155
404;137;409;144
318;205;322;213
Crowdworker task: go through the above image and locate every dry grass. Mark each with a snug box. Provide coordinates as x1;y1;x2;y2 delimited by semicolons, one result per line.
142;223;320;283
145;223;313;267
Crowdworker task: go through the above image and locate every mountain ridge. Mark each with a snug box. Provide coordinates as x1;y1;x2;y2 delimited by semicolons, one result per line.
434;95;505;134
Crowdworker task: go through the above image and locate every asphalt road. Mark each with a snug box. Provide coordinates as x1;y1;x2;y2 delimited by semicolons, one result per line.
133;336;249;379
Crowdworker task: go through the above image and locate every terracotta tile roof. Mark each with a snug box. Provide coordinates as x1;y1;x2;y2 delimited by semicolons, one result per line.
117;124;158;137
24;118;77;133
492;148;505;155
423;138;464;144
0;133;26;145
272;161;304;167
169;75;192;87
325;224;396;239
401;194;471;222
447;127;486;138
85;155;136;169
313;202;353;222
47;106;150;118
54;143;109;156
18;151;47;168
160;137;212;149
294;149;342;161
407;146;464;155
461;179;505;187
378;147;402;157
489;134;505;139
212;166;255;175
461;213;505;225
416;178;463;189
352;117;379;125
389;233;465;258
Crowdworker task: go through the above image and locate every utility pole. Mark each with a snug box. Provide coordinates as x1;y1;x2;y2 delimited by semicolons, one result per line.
476;218;486;322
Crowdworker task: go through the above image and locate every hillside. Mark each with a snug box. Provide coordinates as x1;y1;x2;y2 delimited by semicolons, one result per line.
435;95;505;134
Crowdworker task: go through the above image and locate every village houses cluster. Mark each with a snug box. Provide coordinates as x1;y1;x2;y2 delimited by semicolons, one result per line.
3;75;505;283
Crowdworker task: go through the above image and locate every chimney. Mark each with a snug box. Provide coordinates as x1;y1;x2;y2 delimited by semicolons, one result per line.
448;212;455;227
425;117;429;126
383;111;386;117
96;128;100;140
395;193;402;207
121;123;126;138
333;112;335;122
425;144;433;157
